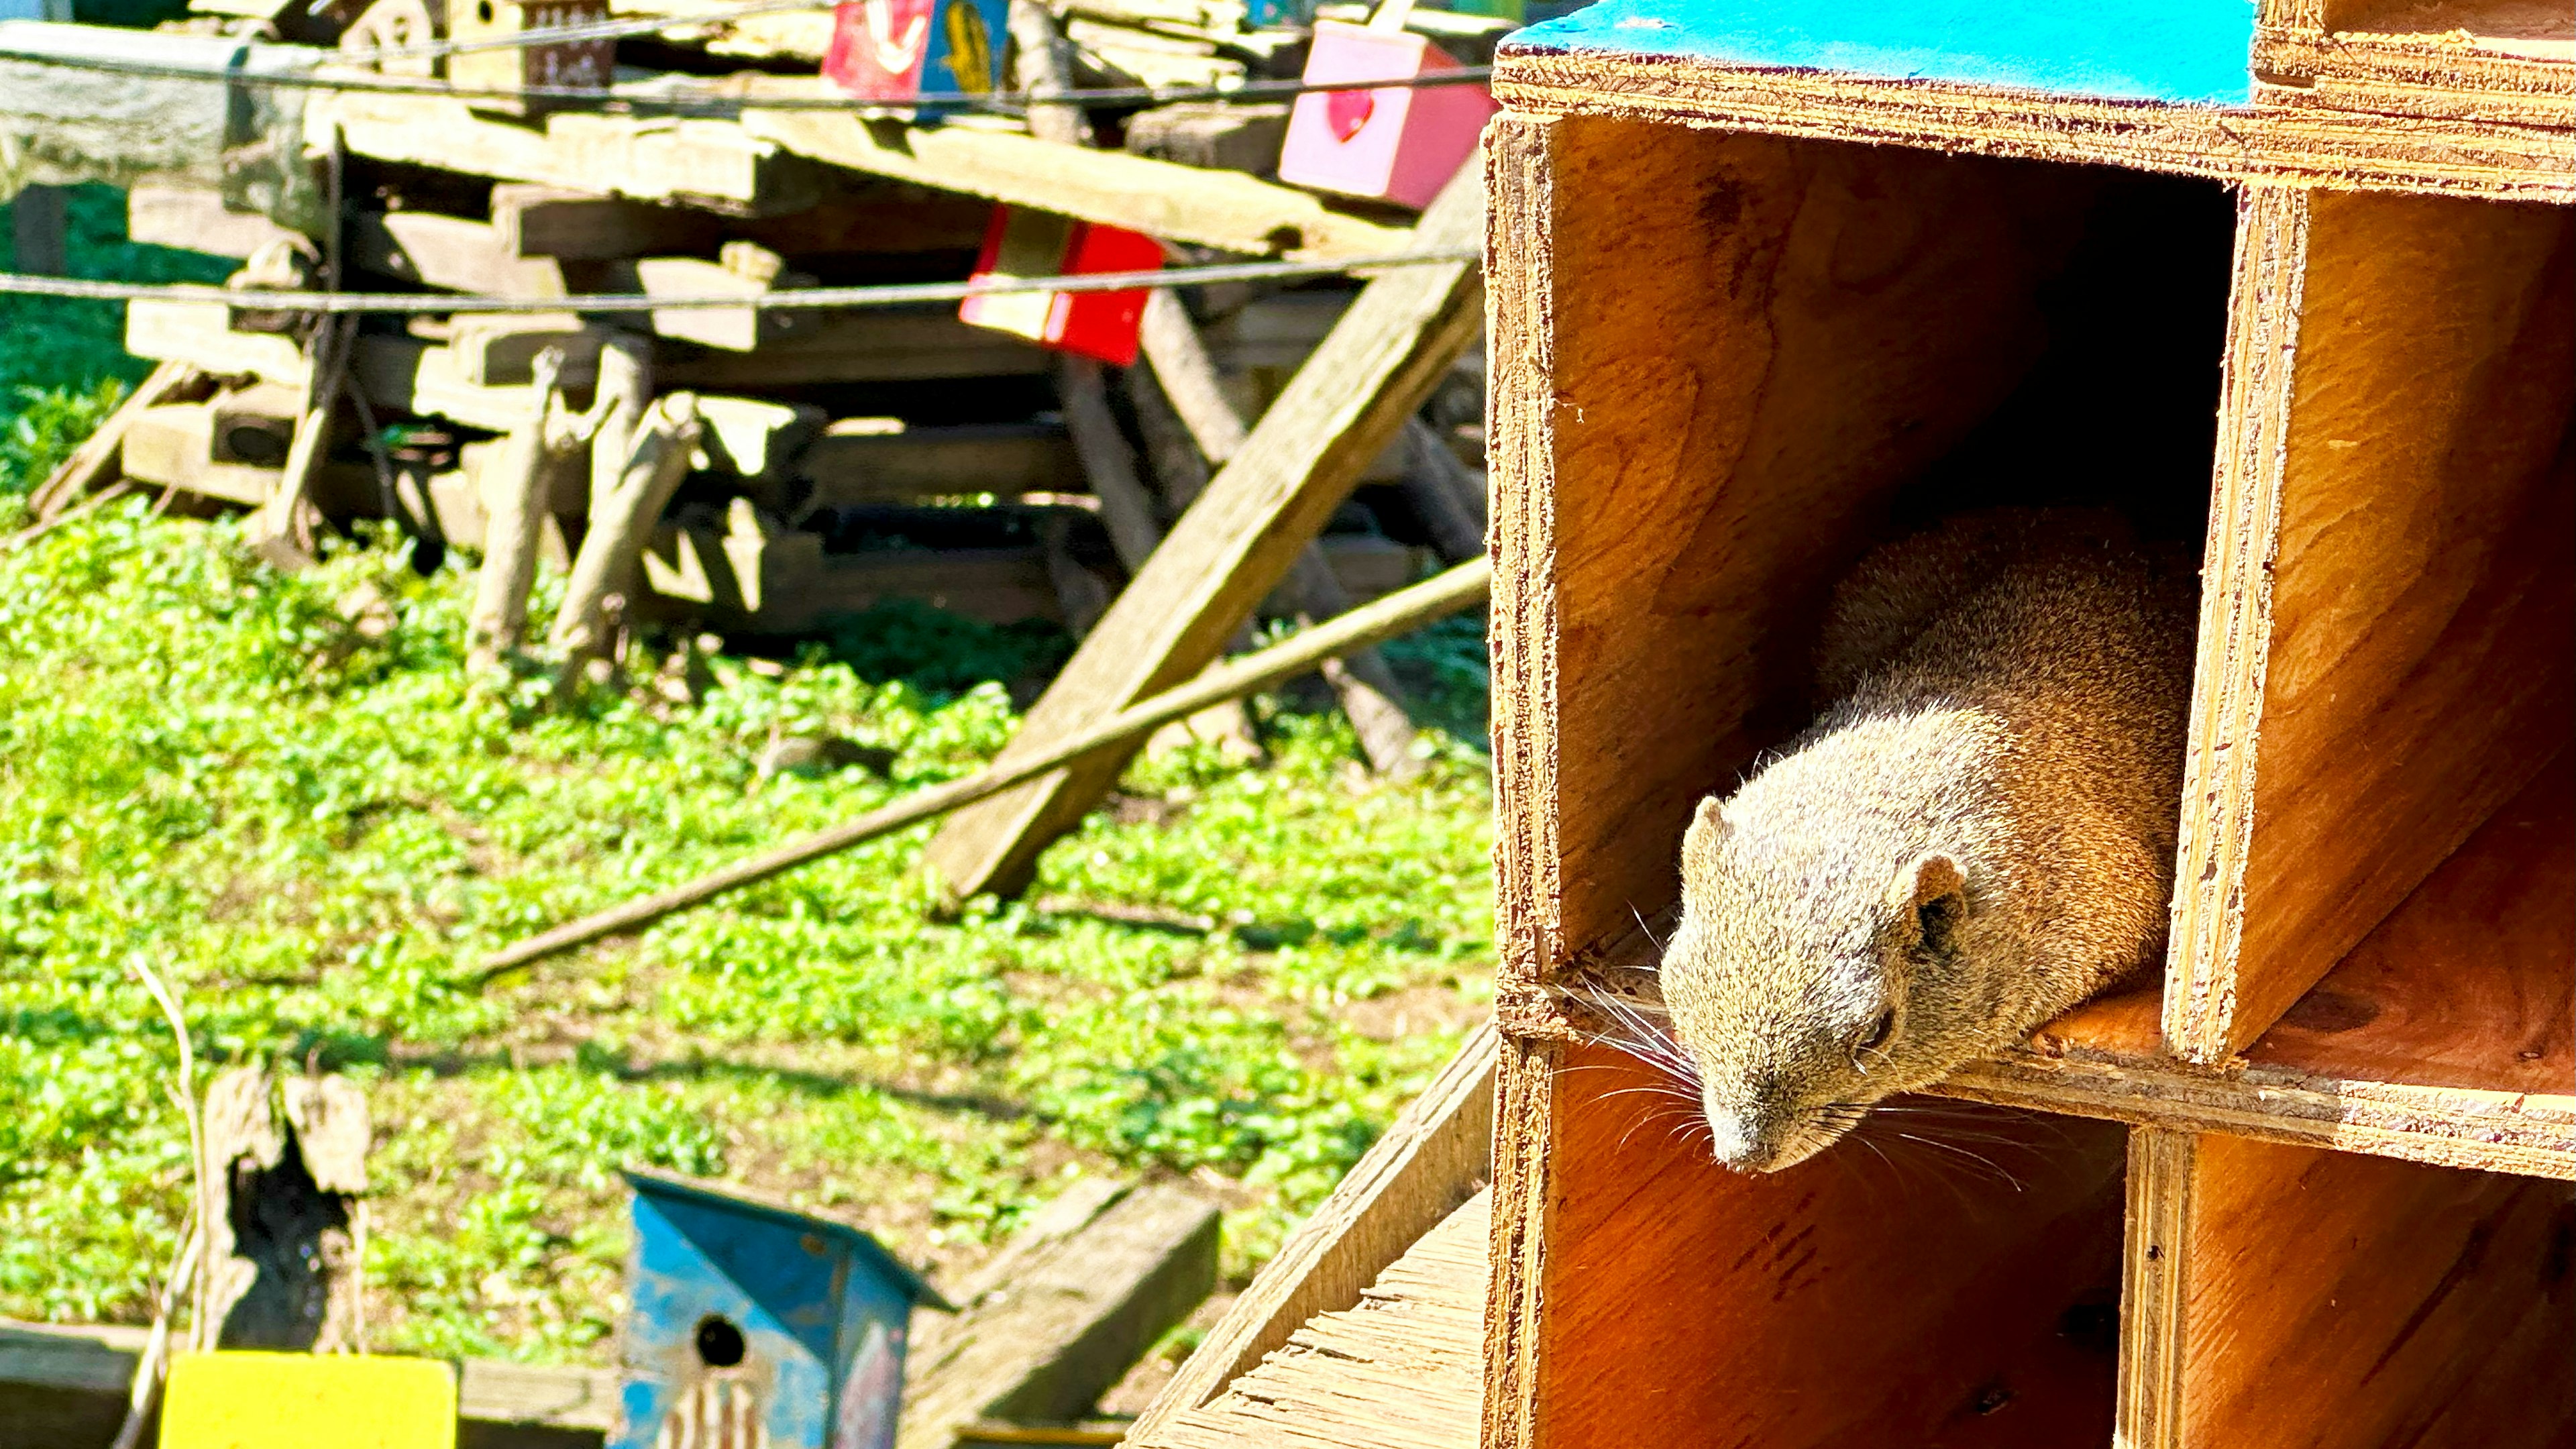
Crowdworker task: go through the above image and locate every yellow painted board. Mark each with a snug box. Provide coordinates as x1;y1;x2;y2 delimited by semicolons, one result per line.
161;1352;458;1449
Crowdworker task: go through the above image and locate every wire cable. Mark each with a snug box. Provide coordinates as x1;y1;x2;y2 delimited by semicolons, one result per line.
0;248;1481;315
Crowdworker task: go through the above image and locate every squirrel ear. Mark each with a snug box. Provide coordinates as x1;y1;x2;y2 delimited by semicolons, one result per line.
1681;796;1731;878
1888;853;1966;912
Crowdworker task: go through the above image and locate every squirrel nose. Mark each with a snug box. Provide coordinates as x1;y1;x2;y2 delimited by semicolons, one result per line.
1701;1089;1760;1167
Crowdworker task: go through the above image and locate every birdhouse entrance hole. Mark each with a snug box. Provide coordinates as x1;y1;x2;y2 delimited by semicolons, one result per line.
695;1314;748;1368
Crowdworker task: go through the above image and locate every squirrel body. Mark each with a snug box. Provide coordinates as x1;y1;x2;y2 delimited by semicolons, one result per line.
1660;509;2195;1172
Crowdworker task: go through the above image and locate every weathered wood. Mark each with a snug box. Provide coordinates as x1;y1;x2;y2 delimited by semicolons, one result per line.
1053;357;1165;575
1141;1189;1489;1449
1123;103;1293;174
467;348;573;671
247;317;355;570
1130;1020;1495;1445
348;209;569;297
1395;416;1485;563
474;558;1489;978
488;182;724;262
1009;0;1092;149
585;333;652;515
25;360;203;521
322;92;818;214
797;421;1082;506
900;1183;1219;1449
550;391;702;663
741;109;1417;262
196;1067;365;1354
922;159;1485;902
12;183;67;275
125;185;304;260
0;1320;617;1449
2165;186;2573;1064
616;243;804;352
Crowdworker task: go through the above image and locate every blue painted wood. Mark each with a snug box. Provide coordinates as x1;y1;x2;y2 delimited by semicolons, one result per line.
614;1169;948;1449
1508;0;2259;106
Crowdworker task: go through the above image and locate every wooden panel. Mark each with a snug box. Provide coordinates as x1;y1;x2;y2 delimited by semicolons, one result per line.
2245;751;2572;1095
2166;189;2576;1063
1519;1042;2125;1447
2168;1135;2576;1449
1488;112;2125;986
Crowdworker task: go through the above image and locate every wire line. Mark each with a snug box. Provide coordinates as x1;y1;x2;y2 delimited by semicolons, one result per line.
0;248;1482;315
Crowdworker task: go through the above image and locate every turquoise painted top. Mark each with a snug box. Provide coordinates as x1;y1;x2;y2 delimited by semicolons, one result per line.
1509;0;2260;106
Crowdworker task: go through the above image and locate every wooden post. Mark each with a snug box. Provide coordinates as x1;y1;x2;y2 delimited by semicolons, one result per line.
549;392;702;669
1008;0;1091;148
586;332;653;517
466;347;572;672
246;317;356;570
11;184;68;276
1397;415;1487;564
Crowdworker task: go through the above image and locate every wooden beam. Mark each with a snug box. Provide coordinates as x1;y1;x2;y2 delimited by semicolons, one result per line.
741;109;1416;262
321;91;821;215
125;186;303;260
1128;1020;1495;1445
920;158;1485;901
899;1183;1219;1449
347;210;569;297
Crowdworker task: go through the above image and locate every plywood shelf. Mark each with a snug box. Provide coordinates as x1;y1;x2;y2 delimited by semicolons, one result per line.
1481;9;2576;1442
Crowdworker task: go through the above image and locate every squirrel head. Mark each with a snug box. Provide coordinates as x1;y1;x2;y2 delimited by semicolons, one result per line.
1658;788;1993;1173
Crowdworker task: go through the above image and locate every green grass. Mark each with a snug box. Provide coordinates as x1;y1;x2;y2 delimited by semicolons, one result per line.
0;187;1496;1363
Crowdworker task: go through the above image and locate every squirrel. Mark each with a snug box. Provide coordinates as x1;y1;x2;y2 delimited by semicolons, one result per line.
1656;508;2196;1173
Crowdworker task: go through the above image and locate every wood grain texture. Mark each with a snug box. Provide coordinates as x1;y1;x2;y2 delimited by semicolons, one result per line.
1144;1190;1489;1449
1512;1042;2127;1448
1490;48;2575;203
2118;1128;2195;1449
2165;188;2576;1063
2255;0;2575;129
1484;111;2100;995
1129;1022;1494;1446
2169;1135;2576;1449
919;161;1484;902
740;109;1413;262
321;93;818;213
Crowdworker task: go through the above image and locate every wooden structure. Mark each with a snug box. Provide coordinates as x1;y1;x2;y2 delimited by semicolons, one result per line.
1468;2;2573;1447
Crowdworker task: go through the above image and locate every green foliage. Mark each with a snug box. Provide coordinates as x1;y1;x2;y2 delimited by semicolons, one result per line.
0;504;1493;1360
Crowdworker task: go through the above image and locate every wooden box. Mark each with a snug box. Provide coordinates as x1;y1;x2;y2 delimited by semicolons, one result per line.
821;0;1008;107
958;207;1164;366
1480;2;2573;1446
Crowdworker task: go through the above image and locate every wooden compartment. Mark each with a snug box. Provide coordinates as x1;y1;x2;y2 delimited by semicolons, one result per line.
2255;0;2575;128
1491;1042;2129;1447
2165;189;2575;1065
2124;1129;2576;1449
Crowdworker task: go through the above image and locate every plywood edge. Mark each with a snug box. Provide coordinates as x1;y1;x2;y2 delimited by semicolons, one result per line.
1935;1055;2576;1180
2162;186;2308;1069
1488;52;2576;203
2117;1129;2196;1449
2254;25;2576;129
1480;1036;1558;1449
1484;113;1565;1006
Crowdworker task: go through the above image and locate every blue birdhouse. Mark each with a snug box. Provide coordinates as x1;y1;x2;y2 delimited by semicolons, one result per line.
614;1168;951;1449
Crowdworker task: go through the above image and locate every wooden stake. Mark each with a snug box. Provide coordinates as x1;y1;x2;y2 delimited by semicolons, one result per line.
247;317;356;571
466;347;572;672
586;332;653;517
470;556;1489;981
1008;0;1091;148
548;390;702;669
1397;415;1486;563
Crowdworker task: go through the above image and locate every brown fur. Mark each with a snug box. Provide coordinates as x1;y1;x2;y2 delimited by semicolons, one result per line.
1660;508;2194;1171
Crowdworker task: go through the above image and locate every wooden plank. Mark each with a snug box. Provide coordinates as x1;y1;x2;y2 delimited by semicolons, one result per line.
740;109;1416;262
2164;187;2575;1063
1129;1021;1496;1446
348;211;569;297
655;308;1052;388
919;158;1485;901
321;92;818;214
2157;1134;2576;1449
1141;1189;1490;1449
1490;44;2576;204
899;1183;1218;1449
2117;1129;2196;1449
2254;0;2575;129
0;1320;616;1449
126;302;305;385
490;182;725;261
796;421;1082;505
125;185;304;260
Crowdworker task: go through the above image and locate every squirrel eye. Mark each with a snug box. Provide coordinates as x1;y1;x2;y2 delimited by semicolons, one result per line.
1854;1008;1896;1062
